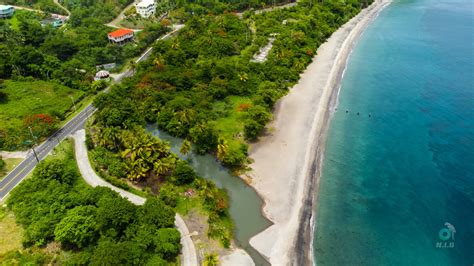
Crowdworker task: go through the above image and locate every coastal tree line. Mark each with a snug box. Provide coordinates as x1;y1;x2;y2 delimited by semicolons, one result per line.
92;0;374;170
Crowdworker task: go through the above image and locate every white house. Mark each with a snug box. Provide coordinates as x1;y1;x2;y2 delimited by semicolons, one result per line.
136;0;156;18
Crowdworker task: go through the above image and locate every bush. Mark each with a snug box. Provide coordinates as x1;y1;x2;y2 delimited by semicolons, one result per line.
244;119;264;140
172;161;196;185
34;160;76;185
159;184;179;207
221;143;248;167
0;156;5;170
54;206;98;248
189;123;219;154
153;228;181;261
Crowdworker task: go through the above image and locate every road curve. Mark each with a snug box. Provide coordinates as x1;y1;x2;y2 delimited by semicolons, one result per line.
72;130;198;266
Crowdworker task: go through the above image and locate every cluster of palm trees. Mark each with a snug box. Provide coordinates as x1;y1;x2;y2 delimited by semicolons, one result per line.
92;126;176;181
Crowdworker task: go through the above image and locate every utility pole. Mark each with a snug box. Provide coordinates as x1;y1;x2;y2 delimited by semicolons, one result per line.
70;95;77;112
28;126;37;144
31;146;39;163
28;126;39;162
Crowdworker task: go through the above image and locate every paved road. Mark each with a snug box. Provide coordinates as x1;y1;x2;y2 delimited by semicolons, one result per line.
0;25;184;201
105;0;138;29
0;105;95;200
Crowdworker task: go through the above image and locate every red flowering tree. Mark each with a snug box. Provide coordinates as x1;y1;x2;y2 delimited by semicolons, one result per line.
24;114;57;141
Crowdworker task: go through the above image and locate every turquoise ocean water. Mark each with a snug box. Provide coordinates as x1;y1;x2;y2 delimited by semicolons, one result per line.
314;0;474;265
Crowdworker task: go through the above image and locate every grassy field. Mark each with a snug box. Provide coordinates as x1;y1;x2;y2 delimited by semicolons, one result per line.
0;80;84;149
0;80;83;130
0;158;23;181
214;96;252;141
0;207;23;256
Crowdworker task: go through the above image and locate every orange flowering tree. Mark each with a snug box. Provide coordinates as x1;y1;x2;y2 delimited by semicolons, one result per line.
23;114;57;141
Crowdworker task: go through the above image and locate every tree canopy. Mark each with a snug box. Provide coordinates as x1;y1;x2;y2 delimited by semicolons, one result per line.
7;141;181;264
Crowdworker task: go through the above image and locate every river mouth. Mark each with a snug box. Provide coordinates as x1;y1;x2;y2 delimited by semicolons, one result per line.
147;125;272;266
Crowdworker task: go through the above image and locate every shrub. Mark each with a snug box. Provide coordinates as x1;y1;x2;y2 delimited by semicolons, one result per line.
34;160;76;185
0;156;5;170
221;143;248;167
159;184;179;207
172;161;196;185
244;119;264;140
54;206;98;248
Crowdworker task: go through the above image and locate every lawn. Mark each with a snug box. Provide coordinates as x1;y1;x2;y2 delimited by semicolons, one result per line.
214;96;252;141
0;158;23;181
0;80;83;149
0;207;23;256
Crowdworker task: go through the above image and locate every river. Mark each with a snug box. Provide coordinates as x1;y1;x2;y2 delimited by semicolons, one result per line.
147;126;271;265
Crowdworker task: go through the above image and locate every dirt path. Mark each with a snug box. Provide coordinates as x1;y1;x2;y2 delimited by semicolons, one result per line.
0;151;28;159
53;0;70;16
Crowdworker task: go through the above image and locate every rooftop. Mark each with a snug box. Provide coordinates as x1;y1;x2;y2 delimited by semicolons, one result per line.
108;28;134;38
136;0;155;8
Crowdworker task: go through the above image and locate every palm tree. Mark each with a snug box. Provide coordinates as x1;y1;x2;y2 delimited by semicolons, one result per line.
203;253;219;266
153;56;165;70
180;139;192;155
217;138;228;161
101;126;120;150
185;29;196;39
176;109;195;125
205;29;214;45
238;72;249;82
294;60;305;71
121;131;176;181
171;40;180;50
129;60;137;73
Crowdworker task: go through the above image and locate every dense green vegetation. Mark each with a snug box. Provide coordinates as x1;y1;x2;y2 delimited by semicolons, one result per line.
0;10;169;88
0;7;169;150
3;0;67;15
160;0;295;17
93;0;373;169
0;80;83;150
61;0;133;26
6;140;181;265
87;126;234;246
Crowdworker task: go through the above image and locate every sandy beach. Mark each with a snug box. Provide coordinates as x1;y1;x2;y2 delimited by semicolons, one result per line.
246;0;391;265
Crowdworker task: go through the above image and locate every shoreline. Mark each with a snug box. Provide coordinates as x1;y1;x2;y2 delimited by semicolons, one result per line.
244;0;391;265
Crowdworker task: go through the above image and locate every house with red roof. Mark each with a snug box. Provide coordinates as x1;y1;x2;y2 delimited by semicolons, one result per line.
108;29;134;45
